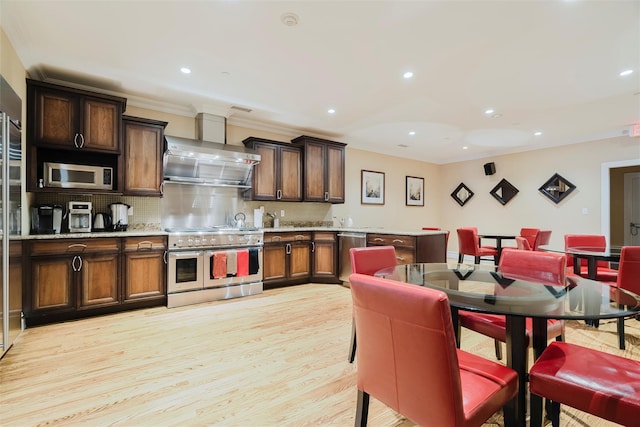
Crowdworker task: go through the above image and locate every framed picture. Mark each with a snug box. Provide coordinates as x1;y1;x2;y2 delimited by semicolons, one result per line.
406;176;424;206
361;170;385;205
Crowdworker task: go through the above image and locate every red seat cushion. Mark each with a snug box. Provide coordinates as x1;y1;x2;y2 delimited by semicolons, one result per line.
529;342;640;426
566;266;618;282
459;311;563;346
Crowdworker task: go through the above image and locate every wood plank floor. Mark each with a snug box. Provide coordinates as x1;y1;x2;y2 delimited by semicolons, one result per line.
1;283;636;426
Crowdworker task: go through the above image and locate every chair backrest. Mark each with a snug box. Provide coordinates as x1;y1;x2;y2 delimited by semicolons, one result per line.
498;248;566;286
564;234;608;268
349;246;397;276
349;273;465;426
532;230;552;251
617;246;640;294
457;228;480;256
515;236;532;250
520;228;540;248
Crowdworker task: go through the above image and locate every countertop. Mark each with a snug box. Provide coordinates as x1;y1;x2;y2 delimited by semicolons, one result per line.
18;227;446;240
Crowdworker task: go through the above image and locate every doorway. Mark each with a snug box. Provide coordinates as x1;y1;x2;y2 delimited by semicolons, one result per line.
601;159;640;245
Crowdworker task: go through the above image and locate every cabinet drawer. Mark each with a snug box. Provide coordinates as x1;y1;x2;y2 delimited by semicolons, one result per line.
123;236;167;252
30;238;120;256
312;231;336;242
395;248;415;265
367;234;416;248
264;232;311;243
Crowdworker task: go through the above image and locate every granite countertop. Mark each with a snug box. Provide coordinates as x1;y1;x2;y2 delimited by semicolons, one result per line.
262;226;446;236
21;225;167;240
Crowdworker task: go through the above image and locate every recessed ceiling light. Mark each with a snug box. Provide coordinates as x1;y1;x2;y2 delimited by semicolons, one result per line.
620;69;634;77
403;71;414;79
484;109;494;115
408;131;416;136
462;146;469;150
180;67;191;74
281;12;299;26
327;108;336;114
534;131;543;136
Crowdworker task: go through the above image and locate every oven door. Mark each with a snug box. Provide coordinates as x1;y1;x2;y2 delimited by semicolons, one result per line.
168;250;204;293
204;246;263;289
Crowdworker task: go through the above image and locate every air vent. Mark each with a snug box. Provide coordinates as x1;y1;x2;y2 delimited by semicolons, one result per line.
231;105;252;113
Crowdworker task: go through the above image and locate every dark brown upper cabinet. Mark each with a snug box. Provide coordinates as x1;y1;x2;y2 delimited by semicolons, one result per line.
122;115;167;196
291;135;346;203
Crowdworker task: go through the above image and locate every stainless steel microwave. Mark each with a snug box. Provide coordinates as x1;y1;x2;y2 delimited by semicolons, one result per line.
43;162;113;190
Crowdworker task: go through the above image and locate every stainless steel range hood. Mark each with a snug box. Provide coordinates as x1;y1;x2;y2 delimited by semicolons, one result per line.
163;113;260;188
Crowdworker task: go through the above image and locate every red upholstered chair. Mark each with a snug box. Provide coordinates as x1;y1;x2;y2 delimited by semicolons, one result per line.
519;227;540;249
458;248;566;361
515;236;532;250
422;227;450;249
456;227;498;264
347;246;397;363
564;234;618;282
532;229;552;251
349;273;518;427
529;341;640;427
615;246;640;349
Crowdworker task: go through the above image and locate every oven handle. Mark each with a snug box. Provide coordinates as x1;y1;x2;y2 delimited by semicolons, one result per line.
169;250;204;258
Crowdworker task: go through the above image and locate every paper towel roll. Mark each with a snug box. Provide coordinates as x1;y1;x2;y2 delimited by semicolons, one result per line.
254;209;263;228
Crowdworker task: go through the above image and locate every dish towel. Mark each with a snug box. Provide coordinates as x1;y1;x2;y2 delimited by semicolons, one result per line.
237;249;249;277
213;251;227;279
226;250;237;276
249;248;259;275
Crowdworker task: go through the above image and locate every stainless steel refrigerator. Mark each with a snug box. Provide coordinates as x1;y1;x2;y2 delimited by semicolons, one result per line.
1;75;23;357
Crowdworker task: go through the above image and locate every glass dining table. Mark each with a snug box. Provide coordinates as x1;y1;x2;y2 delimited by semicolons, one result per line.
374;262;640;427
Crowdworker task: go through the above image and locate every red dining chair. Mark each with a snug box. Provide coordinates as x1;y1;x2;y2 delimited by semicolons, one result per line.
458;248;566;362
456;227;498;264
422;227;450;248
515;236;532;250
347;246;397;363
529;341;640;427
532;229;552;251
615;246;640;349
564;234;618;282
349;272;518;427
519;227;540;249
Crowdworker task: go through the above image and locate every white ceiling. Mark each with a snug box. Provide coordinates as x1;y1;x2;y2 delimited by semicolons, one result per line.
2;0;639;164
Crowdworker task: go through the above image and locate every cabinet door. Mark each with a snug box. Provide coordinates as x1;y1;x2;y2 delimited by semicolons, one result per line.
31;257;75;312
252;143;278;200
326;144;345;203
263;244;287;282
303;142;326;202
312;240;338;280
33;87;78;147
80;97;121;152
78;253;120;309
124;251;166;301
124;118;165;195
279;146;302;201
289;242;311;279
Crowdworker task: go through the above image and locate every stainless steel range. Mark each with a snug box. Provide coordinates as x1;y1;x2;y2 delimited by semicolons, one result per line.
166;227;264;308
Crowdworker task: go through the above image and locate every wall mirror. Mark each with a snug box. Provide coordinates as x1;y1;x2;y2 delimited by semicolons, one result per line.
539;173;576;203
451;183;474;206
490;178;519;205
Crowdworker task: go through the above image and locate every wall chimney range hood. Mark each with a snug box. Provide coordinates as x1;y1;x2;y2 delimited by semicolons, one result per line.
163;113;260;189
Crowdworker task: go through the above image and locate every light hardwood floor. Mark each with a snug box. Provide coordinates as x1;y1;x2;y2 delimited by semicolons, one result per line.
1;283;636;426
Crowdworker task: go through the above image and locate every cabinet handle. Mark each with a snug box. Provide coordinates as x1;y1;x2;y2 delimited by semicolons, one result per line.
277;189;282;200
74;133;80;148
160;181;164;195
163;251;168;264
137;241;154;250
79;133;85;148
374;238;384;242
68;243;87;252
396;256;405;262
294;235;306;240
324;191;329;201
72;255;81;271
286;243;291;255
311;241;315;252
392;239;405;244
77;256;83;271
272;236;282;241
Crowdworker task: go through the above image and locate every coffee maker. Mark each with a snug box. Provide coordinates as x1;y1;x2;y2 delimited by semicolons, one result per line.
67;201;92;233
31;204;63;234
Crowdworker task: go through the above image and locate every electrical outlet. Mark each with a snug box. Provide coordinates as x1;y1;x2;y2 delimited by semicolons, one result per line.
280;209;285;217
581;207;588;215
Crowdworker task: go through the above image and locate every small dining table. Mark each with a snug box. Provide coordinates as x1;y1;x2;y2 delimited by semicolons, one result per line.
565;245;623;279
478;233;517;261
375;262;640;427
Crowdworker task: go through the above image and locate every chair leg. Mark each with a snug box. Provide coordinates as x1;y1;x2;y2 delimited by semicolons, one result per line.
549;400;560;427
355;389;370;427
474;256;480;264
458;253;463;263
530;393;543;427
494;339;502;360
348;320;357;363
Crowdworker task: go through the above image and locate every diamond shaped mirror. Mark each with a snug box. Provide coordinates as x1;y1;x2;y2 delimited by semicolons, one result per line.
539;173;576;203
451;183;474;206
490;178;519;205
